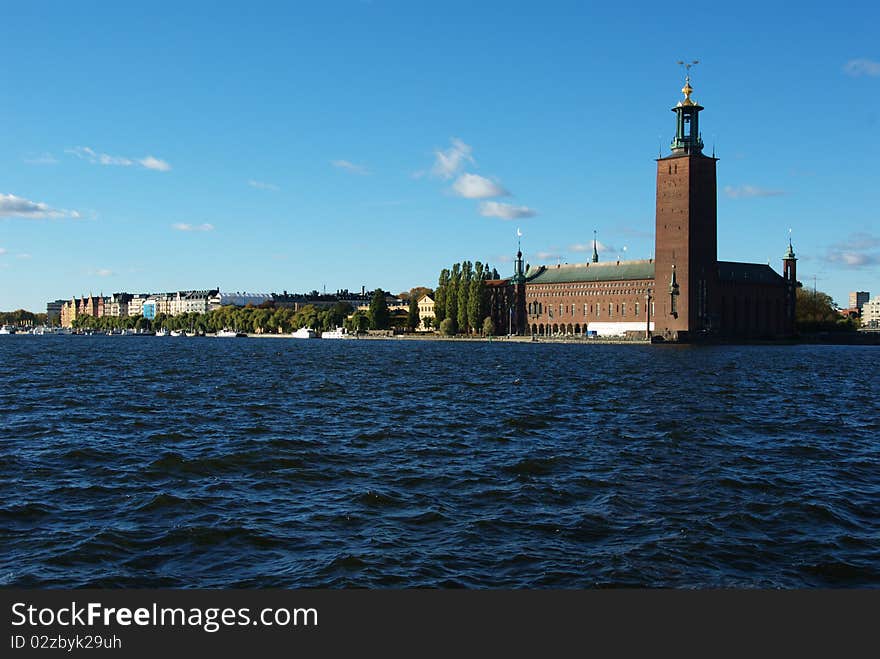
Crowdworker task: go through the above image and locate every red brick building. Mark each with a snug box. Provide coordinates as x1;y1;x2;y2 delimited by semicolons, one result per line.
491;76;798;341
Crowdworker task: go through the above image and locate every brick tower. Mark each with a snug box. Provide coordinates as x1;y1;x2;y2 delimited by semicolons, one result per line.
654;75;718;340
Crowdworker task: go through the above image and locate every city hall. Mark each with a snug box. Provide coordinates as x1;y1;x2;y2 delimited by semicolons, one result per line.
488;75;798;341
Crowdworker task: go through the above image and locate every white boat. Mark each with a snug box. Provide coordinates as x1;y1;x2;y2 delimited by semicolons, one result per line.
155;328;169;337
292;327;317;339
0;325;16;335
170;330;184;337
217;329;247;337
321;326;348;339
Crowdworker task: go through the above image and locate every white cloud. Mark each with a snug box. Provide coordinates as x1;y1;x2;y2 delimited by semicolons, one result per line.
95;269;115;277
0;193;81;219
570;240;614;254
24;153;58;165
826;232;880;268
451;173;509;199
331;160;369;175
431;138;474;179
724;185;784;199
16;253;32;259
827;252;880;267
843;58;880;77
0;248;7;256
140;156;172;171
248;179;280;191
479;201;537;220
67;146;171;172
172;223;215;232
536;250;561;260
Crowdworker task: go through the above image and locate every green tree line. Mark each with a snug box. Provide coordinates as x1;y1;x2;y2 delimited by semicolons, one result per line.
433;261;499;335
68;295;419;334
0;310;48;326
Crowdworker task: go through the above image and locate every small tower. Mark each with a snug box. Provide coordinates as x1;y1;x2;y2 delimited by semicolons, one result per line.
591;230;599;263
510;233;527;335
783;235;798;335
783;235;797;283
670;76;704;155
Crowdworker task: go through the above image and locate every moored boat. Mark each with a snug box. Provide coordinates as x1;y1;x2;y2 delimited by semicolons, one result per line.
321;326;348;339
217;329;247;337
292;327;317;339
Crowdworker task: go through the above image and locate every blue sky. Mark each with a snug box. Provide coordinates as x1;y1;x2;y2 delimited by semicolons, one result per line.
1;0;878;311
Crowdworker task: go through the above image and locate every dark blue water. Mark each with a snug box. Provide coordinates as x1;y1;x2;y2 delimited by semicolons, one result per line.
1;336;878;588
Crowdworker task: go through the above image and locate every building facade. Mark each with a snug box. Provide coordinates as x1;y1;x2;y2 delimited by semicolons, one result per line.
849;291;870;314
489;76;797;341
416;294;435;330
862;296;880;328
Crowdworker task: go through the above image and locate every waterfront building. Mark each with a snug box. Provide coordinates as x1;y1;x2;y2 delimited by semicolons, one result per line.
60;294;106;327
105;292;133;317
141;298;157;320
416;294;435;330
127;294;150;318
489;76;798;341
862;296;880;328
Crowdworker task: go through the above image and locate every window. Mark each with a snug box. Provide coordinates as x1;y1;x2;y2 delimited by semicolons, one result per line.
635;302;640;317
622;303;626;317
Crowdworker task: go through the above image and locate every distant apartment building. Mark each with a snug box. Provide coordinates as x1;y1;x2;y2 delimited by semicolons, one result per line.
862;296;880;328
209;291;273;310
127;294;150;318
105;292;133;317
849;291;870;313
60;295;105;327
141;299;158;320
46;299;66;325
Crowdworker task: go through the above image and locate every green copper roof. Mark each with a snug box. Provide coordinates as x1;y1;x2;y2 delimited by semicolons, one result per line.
526;260;655;284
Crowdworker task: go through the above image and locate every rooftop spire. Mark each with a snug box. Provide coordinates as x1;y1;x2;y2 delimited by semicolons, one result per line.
784;229;796;260
592;230;599;263
670;61;704;155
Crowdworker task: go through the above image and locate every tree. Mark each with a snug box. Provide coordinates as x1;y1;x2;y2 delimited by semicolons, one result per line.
468;261;486;332
446;264;460;332
482;316;495;336
439;317;455;336
435;269;449;324
457;260;472;333
407;295;420;332
347;311;370;333
796;288;853;332
368;289;390;330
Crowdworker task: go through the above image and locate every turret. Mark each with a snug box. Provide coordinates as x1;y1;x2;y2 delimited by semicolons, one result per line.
670;76;704;155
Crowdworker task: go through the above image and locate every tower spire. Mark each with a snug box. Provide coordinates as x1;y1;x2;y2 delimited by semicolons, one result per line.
671;61;704;155
592;230;599;263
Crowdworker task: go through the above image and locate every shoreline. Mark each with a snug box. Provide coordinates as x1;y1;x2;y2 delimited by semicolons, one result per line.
242;332;880;346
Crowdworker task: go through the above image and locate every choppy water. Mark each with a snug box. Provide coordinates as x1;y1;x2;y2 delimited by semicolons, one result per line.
1;336;878;588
